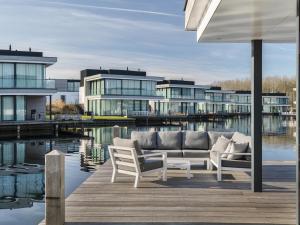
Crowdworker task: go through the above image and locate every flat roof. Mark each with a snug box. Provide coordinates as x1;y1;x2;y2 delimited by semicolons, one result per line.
81;69;147;77
0;49;57;66
185;0;296;43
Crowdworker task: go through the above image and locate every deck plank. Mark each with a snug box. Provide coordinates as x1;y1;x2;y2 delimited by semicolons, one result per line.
39;161;296;225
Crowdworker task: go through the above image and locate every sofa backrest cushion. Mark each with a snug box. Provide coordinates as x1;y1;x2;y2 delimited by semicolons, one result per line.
131;131;157;150
232;132;252;161
182;131;209;150
113;137;144;165
208;132;234;149
157;131;181;150
211;136;231;153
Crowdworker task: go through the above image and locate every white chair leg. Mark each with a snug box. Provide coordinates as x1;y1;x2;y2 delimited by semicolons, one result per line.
206;159;210;170
134;175;140;188
162;168;167;181
111;169;117;183
217;168;222;181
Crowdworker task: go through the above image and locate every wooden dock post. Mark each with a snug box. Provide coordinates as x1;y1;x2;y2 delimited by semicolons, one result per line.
112;125;120;139
45;150;65;225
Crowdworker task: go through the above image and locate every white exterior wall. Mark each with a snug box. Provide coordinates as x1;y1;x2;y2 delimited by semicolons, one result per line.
50;92;79;104
79;86;85;105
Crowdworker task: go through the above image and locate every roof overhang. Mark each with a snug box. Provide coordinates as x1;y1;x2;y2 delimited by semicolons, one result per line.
0;55;57;66
185;0;296;43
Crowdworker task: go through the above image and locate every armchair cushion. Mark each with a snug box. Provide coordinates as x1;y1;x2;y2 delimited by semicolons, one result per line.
141;159;163;172
157;131;181;150
182;131;209;150
131;131;157;150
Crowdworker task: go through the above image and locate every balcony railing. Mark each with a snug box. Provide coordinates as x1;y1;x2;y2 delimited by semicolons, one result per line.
0;79;55;89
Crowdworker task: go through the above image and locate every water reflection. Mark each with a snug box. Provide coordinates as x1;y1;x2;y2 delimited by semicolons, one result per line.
0;115;296;225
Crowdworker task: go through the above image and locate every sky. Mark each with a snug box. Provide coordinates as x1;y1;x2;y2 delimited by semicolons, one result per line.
0;0;296;84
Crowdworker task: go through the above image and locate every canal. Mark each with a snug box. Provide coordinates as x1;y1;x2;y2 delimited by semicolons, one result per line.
0;116;296;225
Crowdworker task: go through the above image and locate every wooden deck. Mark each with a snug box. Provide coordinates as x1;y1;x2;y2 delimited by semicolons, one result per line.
41;161;296;225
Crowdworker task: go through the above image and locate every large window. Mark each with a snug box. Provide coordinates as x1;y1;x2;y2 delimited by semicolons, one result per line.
16;96;26;121
122;80;140;95
16;64;45;88
141;81;156;96
67;81;80;92
0;63;14;88
195;89;205;100
105;79;121;95
2;96;14;121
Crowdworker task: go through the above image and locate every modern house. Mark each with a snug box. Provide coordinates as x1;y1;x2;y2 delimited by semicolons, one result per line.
50;79;80;104
204;90;289;114
81;68;164;116
154;79;289;115
155;80;211;115
0;47;57;121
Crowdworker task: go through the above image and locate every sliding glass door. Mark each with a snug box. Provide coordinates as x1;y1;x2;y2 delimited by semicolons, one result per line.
2;96;14;121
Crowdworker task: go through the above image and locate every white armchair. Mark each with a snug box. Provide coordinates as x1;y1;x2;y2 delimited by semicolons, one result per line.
108;145;167;188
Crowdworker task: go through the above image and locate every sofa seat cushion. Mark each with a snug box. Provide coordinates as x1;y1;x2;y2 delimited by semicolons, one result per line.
221;159;251;169
143;149;183;158
208;132;234;149
131;131;157;150
210;151;251;169
141;159;163;172
182;131;209;150
182;150;210;158
157;131;181;150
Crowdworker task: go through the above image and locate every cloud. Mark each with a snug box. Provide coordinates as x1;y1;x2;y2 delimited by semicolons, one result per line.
43;0;182;18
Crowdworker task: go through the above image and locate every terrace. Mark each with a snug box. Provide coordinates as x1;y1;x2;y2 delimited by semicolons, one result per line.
40;0;299;225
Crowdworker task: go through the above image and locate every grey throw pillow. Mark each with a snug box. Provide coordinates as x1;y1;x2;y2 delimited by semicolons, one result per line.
227;142;249;160
211;136;231;154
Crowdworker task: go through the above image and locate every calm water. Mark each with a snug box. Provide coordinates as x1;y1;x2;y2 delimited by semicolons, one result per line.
0;116;296;225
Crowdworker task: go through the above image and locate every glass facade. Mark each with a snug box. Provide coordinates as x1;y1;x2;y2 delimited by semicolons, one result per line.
0;62;54;89
0;96;27;121
88;99;148;116
88;79;157;97
67;81;80;92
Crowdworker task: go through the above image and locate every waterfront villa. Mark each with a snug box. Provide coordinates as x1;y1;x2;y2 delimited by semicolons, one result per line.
0;47;57;121
50;79;80;104
155;79;289;116
155;79;211;115
80;68;164;116
82;73;290;117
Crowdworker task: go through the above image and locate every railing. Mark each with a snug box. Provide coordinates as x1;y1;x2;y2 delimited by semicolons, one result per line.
98;88;160;97
0;78;55;89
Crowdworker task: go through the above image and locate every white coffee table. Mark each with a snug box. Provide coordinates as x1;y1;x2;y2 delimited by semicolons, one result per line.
166;158;193;179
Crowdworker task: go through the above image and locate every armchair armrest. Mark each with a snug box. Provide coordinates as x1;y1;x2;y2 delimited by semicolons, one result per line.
138;152;167;159
219;152;251;156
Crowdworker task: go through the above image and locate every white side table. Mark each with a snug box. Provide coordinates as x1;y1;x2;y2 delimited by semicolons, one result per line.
166;158;193;179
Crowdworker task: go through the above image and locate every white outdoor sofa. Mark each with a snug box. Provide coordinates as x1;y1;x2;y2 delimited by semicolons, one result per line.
108;137;167;188
130;130;252;182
